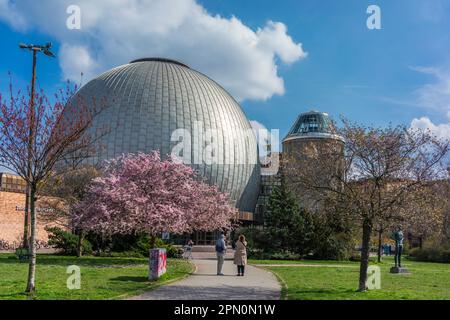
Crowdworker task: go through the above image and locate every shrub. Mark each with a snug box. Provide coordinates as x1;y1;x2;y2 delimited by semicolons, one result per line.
309;231;354;261
270;251;302;261
89;233;180;258
233;226;270;250
155;239;181;258
15;247;30;262
348;253;376;263
238;185;355;261
244;248;302;261
96;251;146;258
246;249;270;260
398;244;409;255
45;227;93;256
408;247;450;263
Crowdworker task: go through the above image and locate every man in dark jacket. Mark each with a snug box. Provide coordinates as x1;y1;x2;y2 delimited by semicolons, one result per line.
215;233;227;275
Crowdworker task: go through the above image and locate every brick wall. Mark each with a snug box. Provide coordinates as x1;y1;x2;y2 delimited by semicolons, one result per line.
0;191;53;244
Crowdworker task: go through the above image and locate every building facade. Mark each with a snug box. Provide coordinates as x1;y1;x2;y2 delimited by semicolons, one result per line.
0;173;52;245
255;111;345;221
281;111;345;212
254;155;282;224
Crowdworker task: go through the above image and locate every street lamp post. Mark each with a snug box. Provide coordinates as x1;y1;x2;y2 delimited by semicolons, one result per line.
19;43;55;250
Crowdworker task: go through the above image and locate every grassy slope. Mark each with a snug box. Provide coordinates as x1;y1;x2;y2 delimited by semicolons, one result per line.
0;254;194;300
251;257;450;300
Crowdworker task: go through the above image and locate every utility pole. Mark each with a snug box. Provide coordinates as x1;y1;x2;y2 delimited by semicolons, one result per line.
19;43;55;249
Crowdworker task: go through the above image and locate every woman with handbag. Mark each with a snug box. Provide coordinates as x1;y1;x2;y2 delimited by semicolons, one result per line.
233;235;248;276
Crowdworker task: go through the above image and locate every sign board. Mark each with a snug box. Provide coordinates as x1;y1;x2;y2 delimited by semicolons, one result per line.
16;205;55;214
161;232;170;240
149;248;167;280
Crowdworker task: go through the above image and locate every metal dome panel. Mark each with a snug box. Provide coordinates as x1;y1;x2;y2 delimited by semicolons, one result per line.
65;59;260;212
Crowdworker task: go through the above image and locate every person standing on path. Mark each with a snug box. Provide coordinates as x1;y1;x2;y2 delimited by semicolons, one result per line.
234;235;247;276
215;233;227;275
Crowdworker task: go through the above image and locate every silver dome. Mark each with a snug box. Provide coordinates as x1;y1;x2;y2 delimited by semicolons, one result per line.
67;58;260;212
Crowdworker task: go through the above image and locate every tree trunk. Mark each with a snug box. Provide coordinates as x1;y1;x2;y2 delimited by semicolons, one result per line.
358;219;373;292
25;185;37;294
377;229;383;263
24;50;36;251
419;236;423;249
22;186;30;249
77;229;84;258
149;234;156;249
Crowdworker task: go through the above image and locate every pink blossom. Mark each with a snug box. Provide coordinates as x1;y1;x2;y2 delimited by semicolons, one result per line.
74;152;238;236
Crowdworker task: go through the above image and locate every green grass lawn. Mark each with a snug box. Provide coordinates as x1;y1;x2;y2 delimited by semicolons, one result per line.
251;257;450;300
0;253;194;300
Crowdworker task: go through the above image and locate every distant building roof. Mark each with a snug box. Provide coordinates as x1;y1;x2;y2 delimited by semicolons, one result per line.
283;110;344;143
0;172;26;194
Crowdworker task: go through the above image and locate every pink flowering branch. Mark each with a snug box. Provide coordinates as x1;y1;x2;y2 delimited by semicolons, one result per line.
74;152;238;239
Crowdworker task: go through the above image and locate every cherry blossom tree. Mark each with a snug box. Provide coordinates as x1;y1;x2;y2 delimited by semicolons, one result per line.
74;152;238;248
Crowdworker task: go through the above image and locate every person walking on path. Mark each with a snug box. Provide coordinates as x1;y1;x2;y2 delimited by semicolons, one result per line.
234;235;247;276
215;233;227;275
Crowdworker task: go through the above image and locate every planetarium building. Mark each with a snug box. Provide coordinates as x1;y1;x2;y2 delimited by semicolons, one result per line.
0;58;345;246
66;58;260;216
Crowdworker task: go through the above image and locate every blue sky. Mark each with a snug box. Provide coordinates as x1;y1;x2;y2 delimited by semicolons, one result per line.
1;0;450;140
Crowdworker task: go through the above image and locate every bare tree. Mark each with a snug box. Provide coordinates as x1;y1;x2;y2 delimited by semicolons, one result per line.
283;119;449;292
403;181;449;248
373;218;395;263
0;82;107;294
39;165;101;257
373;181;447;262
441;178;450;244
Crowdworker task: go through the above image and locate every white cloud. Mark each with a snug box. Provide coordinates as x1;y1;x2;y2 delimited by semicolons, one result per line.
410;66;450;117
256;21;306;64
0;0;28;30
409;66;450;140
410;117;450;140
59;44;97;84
0;0;306;101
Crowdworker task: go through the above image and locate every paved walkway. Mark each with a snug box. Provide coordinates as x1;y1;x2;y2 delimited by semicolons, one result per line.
129;259;281;300
253;264;357;268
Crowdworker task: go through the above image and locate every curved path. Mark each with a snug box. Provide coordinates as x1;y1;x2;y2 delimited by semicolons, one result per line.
129;259;281;300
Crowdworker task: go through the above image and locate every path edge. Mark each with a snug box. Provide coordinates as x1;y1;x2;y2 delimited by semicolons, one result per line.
252;264;288;300
117;259;197;300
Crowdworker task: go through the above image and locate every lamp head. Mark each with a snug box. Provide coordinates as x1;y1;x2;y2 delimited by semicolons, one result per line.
43;49;56;58
19;42;55;57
